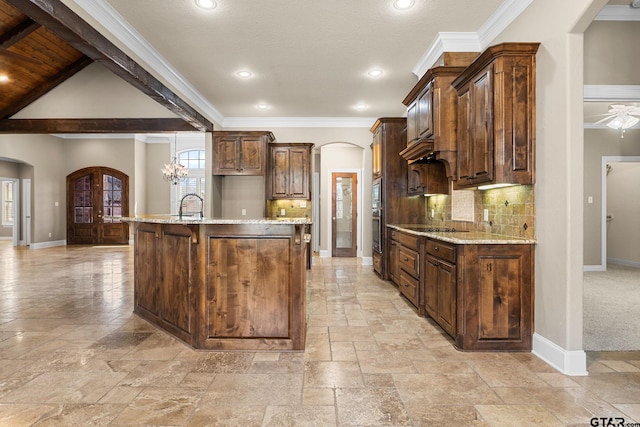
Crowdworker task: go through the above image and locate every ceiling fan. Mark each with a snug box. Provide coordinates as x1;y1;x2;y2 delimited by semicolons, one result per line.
593;104;640;138
0;48;42;65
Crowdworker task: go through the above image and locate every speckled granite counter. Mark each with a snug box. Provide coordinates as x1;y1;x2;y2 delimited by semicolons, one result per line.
122;215;312;225
387;224;536;245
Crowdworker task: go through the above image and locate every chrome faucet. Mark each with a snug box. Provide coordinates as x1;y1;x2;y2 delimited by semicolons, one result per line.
178;193;204;219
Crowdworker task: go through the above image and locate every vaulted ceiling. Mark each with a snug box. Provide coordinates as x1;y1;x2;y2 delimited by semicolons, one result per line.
0;0;213;133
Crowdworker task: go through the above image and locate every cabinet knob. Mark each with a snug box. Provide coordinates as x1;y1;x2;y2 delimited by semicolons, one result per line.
403;257;409;261
434;246;439;251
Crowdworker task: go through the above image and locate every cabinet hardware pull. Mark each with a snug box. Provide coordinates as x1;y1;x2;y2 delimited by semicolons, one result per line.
434;246;439;251
403;257;409;261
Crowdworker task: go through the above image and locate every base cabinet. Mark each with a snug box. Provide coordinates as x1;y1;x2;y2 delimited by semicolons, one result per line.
422;236;534;351
132;221;307;351
388;229;422;311
424;239;457;337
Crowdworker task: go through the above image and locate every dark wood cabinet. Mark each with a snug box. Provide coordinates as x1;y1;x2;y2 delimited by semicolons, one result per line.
131;220;308;351
213;131;274;175
388;228;422;311
424;239;457;337
452;43;539;188
401;65;469;177
134;222;197;345
407;161;449;196
267;143;313;199
421;235;534;351
370;118;424;278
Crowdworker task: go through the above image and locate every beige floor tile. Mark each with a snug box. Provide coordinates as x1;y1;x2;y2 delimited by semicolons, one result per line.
336;387;412;425
475;404;564;426
304;361;364;388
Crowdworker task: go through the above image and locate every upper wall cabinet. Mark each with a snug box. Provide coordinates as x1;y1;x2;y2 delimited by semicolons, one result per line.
452;43;539;189
267;143;314;199
213;131;275;176
401;52;477;176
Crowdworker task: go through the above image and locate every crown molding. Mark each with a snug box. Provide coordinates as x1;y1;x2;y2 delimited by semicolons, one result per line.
411;33;480;78
222;117;378;129
584;85;640;101
411;0;534;78
477;0;535;47
595;5;640;21
74;0;224;125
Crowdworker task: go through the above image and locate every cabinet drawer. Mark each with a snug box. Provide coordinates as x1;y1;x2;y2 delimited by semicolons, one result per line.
426;239;456;263
399;271;419;307
373;251;382;276
399;247;419;278
397;232;420;251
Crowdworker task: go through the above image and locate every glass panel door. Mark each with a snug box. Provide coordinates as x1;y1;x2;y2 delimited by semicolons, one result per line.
332;172;357;257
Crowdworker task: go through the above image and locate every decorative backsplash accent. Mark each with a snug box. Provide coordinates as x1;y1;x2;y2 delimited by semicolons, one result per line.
267;199;312;219
424;185;535;238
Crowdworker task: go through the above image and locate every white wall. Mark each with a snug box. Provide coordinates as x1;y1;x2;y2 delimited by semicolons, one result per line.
606;162;640;266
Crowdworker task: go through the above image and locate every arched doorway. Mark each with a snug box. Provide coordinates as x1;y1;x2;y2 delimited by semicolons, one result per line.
66;166;129;245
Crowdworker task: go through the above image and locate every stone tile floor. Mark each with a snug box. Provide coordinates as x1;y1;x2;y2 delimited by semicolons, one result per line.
0;242;639;426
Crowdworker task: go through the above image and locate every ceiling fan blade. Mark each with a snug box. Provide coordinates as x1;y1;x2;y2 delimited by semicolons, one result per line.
0;48;43;65
593;116;615;125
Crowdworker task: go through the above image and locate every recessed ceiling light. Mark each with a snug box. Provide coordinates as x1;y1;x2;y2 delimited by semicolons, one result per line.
255;103;270;110
195;0;216;9
367;68;383;78
354;103;369;111
0;75;9;83
236;70;252;79
393;0;415;9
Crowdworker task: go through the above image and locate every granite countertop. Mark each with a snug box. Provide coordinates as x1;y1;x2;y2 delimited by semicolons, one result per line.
121;215;312;225
387;224;536;244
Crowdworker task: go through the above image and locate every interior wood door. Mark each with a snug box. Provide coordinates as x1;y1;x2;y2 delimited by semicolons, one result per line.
332;172;357;257
67;166;129;245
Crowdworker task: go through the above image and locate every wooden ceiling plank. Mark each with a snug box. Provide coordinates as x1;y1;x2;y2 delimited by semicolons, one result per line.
0;118;200;133
0;17;39;47
0;55;92;119
6;0;214;132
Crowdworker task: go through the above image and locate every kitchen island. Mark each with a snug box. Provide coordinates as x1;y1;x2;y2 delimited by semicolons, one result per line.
123;216;311;351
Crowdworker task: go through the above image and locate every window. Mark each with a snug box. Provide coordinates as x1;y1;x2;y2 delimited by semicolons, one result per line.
2;180;14;226
176;150;206;215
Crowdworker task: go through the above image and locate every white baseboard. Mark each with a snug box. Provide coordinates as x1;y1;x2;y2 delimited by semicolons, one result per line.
29;240;66;250
584;264;605;272
532;333;588;376
362;256;373;265
608;257;640;268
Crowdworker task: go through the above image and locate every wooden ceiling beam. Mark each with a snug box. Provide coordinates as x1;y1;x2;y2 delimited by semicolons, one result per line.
0;18;40;48
6;0;214;132
0;118;200;134
0;55;93;120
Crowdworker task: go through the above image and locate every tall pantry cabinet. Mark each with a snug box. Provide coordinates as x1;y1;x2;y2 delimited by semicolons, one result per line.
370;118;424;279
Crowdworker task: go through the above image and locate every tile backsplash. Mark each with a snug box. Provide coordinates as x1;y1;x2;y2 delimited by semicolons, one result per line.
424;185;535;238
267;199;312;219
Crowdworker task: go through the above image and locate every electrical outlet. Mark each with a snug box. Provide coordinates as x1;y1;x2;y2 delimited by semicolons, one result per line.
241;209;246;216
48;232;52;238
280;208;286;216
430;209;434;218
483;209;489;221
300;201;307;208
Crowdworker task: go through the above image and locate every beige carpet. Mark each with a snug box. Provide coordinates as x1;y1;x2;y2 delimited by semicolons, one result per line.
584;263;640;351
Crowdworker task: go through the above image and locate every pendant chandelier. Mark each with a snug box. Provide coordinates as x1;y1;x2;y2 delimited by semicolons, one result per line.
162;134;188;185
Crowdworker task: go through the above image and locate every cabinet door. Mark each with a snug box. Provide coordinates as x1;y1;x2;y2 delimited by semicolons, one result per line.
407;164;423;196
424;255;439;319
288;147;309;198
457;90;472;182
372;128;382;178
134;223;161;317
213;135;241;174
469;66;493;183
270;146;290;198
239;136;266;174
406;101;418;146
207;237;290;338
388;239;400;286
417;82;434;140
436;260;456;336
